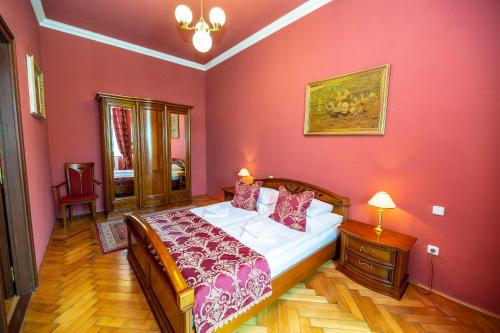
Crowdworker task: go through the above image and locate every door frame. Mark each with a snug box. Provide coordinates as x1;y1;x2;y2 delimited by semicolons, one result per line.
0;15;38;299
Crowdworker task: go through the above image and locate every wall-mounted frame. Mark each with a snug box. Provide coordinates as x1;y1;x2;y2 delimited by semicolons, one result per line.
171;113;179;138
304;64;390;135
26;55;46;119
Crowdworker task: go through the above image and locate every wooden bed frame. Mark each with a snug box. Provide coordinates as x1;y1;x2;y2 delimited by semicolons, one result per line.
125;178;350;333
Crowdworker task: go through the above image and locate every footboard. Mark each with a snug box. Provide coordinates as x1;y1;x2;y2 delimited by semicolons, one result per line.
125;214;194;333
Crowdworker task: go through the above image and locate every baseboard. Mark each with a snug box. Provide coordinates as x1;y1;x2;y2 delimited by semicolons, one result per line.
8;293;30;333
409;280;500;320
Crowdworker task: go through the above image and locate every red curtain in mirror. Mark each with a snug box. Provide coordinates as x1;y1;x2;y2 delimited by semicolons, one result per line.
112;107;133;170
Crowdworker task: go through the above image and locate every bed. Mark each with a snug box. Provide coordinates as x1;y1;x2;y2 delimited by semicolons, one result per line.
125;178;350;333
114;169;134;197
114;159;186;197
171;158;186;190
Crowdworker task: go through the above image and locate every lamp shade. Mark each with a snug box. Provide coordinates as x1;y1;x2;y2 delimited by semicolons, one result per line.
237;168;251;177
209;7;226;26
368;192;397;209
192;29;212;52
175;4;193;24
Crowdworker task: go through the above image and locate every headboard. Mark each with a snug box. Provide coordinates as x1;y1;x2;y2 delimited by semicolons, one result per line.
255;178;351;220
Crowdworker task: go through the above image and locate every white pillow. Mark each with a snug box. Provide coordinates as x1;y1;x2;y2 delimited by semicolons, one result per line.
257;201;276;216
306;199;333;217
258;187;279;205
306;212;343;235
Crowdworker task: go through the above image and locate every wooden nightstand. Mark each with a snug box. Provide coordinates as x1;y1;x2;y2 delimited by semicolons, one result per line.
222;186;235;201
336;220;417;299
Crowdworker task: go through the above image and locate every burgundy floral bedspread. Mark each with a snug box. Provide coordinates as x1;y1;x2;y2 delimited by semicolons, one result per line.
144;209;272;333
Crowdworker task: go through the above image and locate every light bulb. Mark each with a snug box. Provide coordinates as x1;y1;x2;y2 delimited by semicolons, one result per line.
195;21;209;32
209;7;226;26
192;29;212;52
175;4;192;24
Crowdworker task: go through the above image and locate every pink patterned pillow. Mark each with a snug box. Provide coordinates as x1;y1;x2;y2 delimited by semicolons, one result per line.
270;186;315;232
231;181;263;211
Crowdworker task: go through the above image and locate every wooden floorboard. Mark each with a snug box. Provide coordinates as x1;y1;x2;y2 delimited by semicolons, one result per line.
22;197;500;332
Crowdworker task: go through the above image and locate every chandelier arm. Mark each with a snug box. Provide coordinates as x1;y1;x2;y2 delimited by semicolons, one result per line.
180;22;196;30
208;23;221;32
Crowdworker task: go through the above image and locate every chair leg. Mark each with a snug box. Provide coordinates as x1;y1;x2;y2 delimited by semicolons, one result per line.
69;205;73;220
61;204;67;230
91;201;96;220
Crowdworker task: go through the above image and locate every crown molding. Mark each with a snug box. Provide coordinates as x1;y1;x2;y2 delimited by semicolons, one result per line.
40;19;206;71
30;0;332;72
30;0;46;23
205;0;332;70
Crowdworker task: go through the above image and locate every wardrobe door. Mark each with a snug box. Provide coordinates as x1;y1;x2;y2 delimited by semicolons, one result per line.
139;102;168;208
168;108;191;203
101;98;140;214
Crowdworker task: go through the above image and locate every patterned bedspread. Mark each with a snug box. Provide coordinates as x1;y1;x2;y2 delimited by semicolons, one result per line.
144;210;272;333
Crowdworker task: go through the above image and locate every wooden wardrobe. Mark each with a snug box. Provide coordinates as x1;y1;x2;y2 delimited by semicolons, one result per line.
96;93;192;215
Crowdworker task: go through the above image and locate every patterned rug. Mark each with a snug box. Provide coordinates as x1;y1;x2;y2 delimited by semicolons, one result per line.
95;205;196;254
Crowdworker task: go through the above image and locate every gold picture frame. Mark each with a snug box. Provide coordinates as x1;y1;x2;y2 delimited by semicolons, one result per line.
304;64;390;135
26;55;46;119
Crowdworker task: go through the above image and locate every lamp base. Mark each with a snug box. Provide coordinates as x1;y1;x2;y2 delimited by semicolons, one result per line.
374;208;384;233
238;176;253;184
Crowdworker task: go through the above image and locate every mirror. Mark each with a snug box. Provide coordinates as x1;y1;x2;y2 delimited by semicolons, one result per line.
110;106;135;198
170;113;187;191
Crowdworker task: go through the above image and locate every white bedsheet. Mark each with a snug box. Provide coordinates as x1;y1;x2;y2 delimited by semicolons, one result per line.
114;169;134;178
190;202;340;278
190;201;258;228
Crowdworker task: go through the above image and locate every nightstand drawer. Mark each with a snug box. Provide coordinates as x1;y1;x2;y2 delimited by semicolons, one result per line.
345;251;394;284
337;220;416;299
346;236;396;266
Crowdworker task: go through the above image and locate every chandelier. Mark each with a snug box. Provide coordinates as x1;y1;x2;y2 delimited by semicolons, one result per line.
175;1;226;53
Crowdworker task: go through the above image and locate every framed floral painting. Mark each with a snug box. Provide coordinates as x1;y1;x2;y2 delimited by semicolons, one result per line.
304;64;390;135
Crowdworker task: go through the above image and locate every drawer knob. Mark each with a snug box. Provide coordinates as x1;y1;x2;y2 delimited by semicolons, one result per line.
359;246;375;257
358;260;373;270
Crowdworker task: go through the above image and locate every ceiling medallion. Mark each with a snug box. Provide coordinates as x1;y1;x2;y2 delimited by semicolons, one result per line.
175;1;226;53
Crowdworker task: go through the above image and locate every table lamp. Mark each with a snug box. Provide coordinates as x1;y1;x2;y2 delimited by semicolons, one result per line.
237;168;253;184
368;191;397;233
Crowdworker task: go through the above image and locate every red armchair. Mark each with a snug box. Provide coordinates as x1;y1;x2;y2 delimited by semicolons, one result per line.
52;163;101;229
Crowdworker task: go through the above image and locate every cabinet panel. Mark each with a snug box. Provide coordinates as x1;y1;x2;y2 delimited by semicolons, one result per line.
140;102;167;208
346;236;396;266
344;251;394;284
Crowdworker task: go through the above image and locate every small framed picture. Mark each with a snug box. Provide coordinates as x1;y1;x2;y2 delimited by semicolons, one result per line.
171;113;179;138
26;55;46;119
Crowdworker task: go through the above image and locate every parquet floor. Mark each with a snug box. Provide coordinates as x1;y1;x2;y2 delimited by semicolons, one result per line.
22;198;500;333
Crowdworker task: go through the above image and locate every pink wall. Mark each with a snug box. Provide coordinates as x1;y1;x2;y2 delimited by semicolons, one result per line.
171;115;186;160
0;0;55;269
206;0;500;314
40;28;207;213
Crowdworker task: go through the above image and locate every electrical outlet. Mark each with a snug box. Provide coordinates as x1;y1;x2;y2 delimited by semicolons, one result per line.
427;244;439;256
269;175;274;178
432;205;445;216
